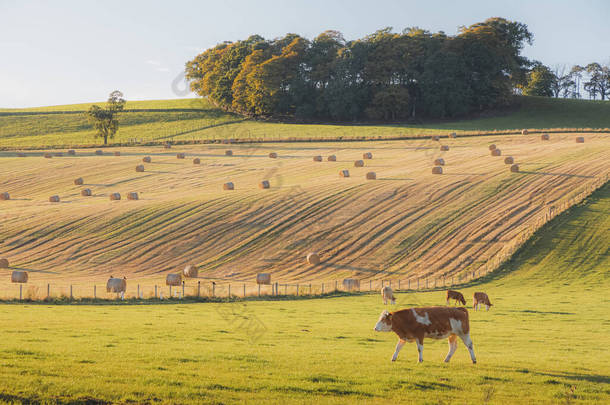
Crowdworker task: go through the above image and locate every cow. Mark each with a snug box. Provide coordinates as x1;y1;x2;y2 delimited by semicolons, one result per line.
473;292;493;311
446;290;466;306
373;307;476;364
381;286;396;305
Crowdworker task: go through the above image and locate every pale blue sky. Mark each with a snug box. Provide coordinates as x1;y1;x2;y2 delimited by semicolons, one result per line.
1;0;609;107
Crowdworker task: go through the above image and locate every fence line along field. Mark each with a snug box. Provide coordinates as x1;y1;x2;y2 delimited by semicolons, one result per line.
0;132;608;298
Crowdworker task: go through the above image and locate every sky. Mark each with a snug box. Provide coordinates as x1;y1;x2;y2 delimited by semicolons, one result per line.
1;0;609;108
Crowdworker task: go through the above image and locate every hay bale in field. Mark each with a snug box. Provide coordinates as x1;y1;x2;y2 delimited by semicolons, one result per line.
95;150;103;156
223;182;234;190
491;149;502;156
127;192;139;200
522;129;528;135
434;158;445;166
431;135;440;141
354;160;364;167
307;252;320;265
166;273;181;286
313;155;322;162
142;156;151;163
327;155;337;162
0;258;8;268
135;164;145;172
114;151;121;156
449;132;457;138
342;278;360;290
488;144;496;151
109;193;121;201
576;136;584;143
54;152;63;157
366;172;376;180
193;157;200;164
339;169;350;177
541;133;550;140
74;177;84;185
440;145;449;151
68;150;76;155
504;156;514;164
183;264;198;278
432;166;443;174
269;152;278;158
16;152;26;157
177;153;185;159
363;152;373;159
49;195;60;202
510;164;520;173
259;180;270;189
81;188;92;196
107;277;126;293
44;153;52;159
225;150;233;156
256;273;271;285
0;192;9;201
11;271;28;283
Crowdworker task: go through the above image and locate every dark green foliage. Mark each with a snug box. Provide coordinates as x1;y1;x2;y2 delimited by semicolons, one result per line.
86;91;126;144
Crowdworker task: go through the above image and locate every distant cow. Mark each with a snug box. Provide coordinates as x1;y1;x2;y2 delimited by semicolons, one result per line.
446;290;466;306
473;292;493;311
381;286;396;305
374;307;476;364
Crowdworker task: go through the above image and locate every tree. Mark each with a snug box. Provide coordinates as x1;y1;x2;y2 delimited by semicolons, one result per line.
86;91;126;145
521;63;556;97
569;65;584;98
584;63;610;100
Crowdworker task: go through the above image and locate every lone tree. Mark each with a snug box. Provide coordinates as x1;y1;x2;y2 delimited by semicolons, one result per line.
86;91;126;145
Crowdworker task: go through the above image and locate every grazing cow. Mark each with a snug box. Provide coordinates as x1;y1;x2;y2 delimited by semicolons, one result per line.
446;290;466;306
381;286;396;305
473;292;493;311
373;307;476;364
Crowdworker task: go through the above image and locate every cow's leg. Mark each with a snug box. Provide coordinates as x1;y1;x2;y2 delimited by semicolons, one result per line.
486;304;490;311
459;333;476;364
444;334;458;363
416;338;424;363
446;298;450;305
391;339;405;362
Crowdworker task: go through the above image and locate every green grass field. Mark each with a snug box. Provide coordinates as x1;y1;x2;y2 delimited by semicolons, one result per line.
0;183;608;404
2;96;610;149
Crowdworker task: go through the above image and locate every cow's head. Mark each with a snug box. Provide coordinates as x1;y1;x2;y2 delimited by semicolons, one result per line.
374;310;393;332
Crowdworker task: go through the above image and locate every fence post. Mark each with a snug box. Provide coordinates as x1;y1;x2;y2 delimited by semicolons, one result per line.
258;284;261;297
335;280;338;291
20;284;22;300
243;283;246;297
408;279;411;290
369;280;372;291
70;285;73;300
417;279;420;289
321;283;324;294
212;283;215;297
197;281;201;298
398;280;401;290
182;282;185;298
169;285;172;298
228;284;231;297
137;284;140;299
275;282;278;296
155;285;158;298
47;283;50;299
309;284;312;295
297;284;299;296
284;284;287;295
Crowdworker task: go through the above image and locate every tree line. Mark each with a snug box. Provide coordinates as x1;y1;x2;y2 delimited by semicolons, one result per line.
185;18;534;121
521;62;610;100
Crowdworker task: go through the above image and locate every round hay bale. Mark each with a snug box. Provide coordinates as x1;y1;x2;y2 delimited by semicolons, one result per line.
256;273;271;285
339;169;350;178
342;278;360;291
95;150;103;156
491;149;502;156
166;273;181;286
177;153;185;159
223;182;234;190
114;151;121;156
44;153;52;159
74;177;84;185
363;152;373;159
259;180;270;189
135;164;145;172
68;150;76;156
193;157;201;164
183;264;198;278
49;195;60;202
449;132;457;138
489;144;497;151
268;152;278;158
225;150;233;156
522;129;529;135
504;156;514;164
142;156;151;163
109;193;121;201
0;258;8;268
54;152;63;157
327;155;337;162
16;152;26;157
127;192;139;200
107;277;126;293
431;135;440;141
366;172;376;180
432;166;443;174
81;188;92;197
0;192;10;201
354;160;364;167
510;164;520;173
434;158;445;166
440;145;449;151
11;271;28;283
164;143;172;149
576;136;584;143
541;133;550;140
313;155;322;162
306;253;320;265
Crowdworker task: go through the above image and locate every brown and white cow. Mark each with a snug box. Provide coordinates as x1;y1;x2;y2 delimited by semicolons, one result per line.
446;290;466;306
381;286;396;305
473;292;493;311
373;307;476;364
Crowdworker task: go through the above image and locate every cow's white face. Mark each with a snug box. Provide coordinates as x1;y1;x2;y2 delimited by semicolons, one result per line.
374;310;393;332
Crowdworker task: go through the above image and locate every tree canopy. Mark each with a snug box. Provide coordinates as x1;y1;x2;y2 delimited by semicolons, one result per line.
86;91;126;145
185;18;533;121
